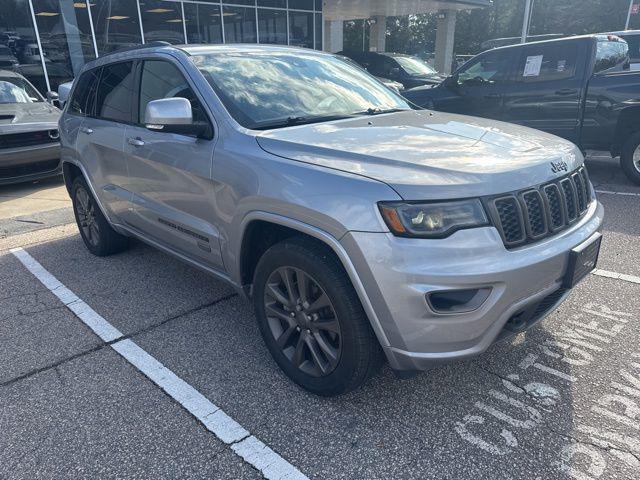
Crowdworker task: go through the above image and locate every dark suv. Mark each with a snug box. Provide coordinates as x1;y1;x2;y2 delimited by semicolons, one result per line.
404;35;640;184
339;51;445;89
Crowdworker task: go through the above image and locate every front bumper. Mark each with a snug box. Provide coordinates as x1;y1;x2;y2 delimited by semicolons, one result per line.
0;143;61;185
341;200;604;371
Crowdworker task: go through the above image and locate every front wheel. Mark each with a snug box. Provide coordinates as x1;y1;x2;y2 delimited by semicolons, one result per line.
620;132;640;186
252;237;382;396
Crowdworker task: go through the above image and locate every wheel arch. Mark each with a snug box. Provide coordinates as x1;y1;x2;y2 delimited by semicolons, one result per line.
237;212;391;348
612;106;640;157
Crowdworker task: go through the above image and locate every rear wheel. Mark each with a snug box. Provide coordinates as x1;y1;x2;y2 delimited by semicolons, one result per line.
71;176;129;256
620;132;640;186
252;237;382;396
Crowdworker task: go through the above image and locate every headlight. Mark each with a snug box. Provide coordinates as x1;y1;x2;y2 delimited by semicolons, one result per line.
378;199;489;238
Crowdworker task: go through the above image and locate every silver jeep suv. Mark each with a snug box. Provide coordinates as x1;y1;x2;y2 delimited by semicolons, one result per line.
59;44;604;396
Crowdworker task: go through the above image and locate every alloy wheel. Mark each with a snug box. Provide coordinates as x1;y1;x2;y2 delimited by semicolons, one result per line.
634;144;640;174
263;267;342;377
75;186;100;247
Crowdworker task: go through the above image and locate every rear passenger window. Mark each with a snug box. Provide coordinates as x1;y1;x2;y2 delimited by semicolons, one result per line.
69;69;99;116
138;60;208;125
516;44;578;82
95;62;135;123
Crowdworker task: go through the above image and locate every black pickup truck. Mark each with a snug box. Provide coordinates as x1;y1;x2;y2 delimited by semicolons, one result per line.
403;35;640;184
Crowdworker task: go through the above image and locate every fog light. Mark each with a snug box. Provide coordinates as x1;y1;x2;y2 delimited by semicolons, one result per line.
427;288;492;314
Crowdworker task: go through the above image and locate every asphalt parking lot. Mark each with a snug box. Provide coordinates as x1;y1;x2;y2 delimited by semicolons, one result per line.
1;154;639;480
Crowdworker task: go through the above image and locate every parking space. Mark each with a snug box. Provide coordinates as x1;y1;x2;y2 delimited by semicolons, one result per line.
1;154;639;479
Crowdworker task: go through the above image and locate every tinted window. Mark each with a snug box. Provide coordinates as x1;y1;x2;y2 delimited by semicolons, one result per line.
69;69;99;116
95;62;134;123
366;55;397;77
516;44;578;83
458;51;512;86
594;41;629;74
138;61;207;125
622;35;640;61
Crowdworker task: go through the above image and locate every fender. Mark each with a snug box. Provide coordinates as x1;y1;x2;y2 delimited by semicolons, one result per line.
238;211;391;348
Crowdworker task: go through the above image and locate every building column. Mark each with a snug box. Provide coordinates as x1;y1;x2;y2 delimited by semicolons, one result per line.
434;10;457;74
323;20;343;52
368;15;386;52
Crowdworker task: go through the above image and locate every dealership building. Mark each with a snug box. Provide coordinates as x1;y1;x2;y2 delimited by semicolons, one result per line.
0;0;489;95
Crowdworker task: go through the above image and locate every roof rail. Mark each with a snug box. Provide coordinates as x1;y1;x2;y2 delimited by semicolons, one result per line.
100;41;173;59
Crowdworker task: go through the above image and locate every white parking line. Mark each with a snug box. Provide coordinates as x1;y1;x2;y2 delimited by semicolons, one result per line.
10;247;308;480
592;268;640;285
595;189;640;197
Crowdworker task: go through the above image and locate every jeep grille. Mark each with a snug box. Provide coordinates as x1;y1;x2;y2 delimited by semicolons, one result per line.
486;167;592;249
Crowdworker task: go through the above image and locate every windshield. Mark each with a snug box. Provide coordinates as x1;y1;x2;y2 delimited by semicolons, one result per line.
393;56;437;76
0;77;42;104
192;51;411;129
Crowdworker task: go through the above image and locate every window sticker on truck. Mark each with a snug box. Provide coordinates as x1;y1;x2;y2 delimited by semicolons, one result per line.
523;55;543;76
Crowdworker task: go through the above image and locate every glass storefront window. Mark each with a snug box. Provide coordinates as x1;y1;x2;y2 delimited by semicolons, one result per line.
223;6;257;44
315;13;322;50
258;9;287;45
289;10;313;49
223;0;254;6
139;0;185;44
90;0;143;55
0;0;48;93
31;0;96;92
184;3;223;44
289;0;314;10
257;0;286;7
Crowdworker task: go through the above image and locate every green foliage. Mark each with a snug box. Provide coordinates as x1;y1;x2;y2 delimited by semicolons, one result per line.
344;0;639;56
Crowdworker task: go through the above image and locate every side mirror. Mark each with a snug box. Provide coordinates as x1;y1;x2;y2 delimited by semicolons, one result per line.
145;97;210;138
46;90;60;107
443;75;459;88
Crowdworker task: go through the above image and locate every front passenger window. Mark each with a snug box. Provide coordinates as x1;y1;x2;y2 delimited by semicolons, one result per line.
138;61;208;125
457;52;511;86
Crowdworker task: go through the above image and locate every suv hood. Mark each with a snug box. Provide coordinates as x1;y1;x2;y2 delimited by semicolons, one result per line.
256;110;583;200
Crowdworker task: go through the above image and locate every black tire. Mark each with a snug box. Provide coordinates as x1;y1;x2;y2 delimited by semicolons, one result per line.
71;176;129;256
620;132;640;186
252;236;383;396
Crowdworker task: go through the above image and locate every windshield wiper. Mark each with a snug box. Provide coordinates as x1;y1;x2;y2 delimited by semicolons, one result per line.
353;107;410;116
250;114;356;130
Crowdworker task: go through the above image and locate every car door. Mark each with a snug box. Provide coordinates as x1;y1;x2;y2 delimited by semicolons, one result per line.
124;59;224;270
434;49;515;120
501;40;588;144
74;62;135;222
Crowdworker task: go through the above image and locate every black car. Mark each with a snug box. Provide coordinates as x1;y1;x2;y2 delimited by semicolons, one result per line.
338;51;445;89
403;35;640;184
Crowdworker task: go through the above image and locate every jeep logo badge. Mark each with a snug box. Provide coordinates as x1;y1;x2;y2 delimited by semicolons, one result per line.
550;160;569;173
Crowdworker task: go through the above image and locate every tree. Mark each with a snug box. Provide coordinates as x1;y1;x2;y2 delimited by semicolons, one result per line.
345;0;640;56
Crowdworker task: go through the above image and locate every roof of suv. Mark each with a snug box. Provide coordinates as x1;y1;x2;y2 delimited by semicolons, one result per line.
81;43;327;71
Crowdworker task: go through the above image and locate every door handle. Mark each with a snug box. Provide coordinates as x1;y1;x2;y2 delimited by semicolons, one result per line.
80;127;93;134
127;137;145;147
484;93;501;99
555;88;578;96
